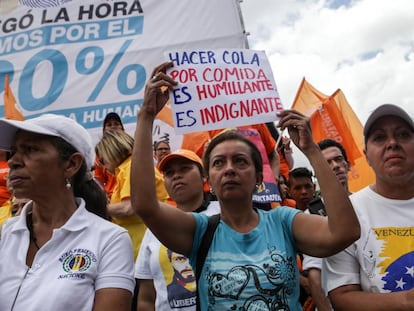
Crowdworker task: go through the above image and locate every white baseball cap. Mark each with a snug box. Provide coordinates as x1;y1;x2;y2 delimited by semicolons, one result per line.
0;114;94;168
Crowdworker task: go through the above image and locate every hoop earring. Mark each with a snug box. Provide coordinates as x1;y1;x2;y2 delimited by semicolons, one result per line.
65;178;72;190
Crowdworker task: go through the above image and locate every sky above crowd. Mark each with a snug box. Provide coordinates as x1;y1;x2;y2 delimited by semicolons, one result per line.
239;0;414;168
240;0;414;125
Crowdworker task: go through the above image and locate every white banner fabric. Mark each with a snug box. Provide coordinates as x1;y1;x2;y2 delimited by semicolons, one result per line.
0;0;246;146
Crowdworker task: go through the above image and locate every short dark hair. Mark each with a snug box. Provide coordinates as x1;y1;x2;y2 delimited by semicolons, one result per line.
203;130;263;177
287;167;313;187
317;139;349;164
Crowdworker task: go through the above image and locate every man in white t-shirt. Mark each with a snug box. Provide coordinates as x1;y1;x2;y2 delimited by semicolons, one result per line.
325;104;414;310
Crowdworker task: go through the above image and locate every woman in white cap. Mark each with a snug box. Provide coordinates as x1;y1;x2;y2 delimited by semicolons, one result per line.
0;114;135;310
130;62;360;311
325;104;414;310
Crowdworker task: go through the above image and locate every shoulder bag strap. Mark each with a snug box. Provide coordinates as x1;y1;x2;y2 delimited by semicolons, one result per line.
196;213;220;311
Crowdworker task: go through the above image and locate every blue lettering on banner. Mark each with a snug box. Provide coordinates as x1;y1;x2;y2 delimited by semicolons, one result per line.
0;16;143;56
0;100;143;128
0;38;146;110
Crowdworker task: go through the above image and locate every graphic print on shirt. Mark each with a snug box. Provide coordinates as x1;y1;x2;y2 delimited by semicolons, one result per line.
58;248;97;279
205;245;296;310
159;245;197;309
373;226;414;292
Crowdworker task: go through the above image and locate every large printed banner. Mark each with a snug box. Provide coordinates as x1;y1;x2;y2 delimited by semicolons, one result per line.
166;48;282;134
0;0;246;145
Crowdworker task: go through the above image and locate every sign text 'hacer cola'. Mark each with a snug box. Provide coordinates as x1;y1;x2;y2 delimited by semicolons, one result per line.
166;49;283;134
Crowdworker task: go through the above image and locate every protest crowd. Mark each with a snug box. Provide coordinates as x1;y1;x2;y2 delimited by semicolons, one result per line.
1;57;413;310
1;2;414;311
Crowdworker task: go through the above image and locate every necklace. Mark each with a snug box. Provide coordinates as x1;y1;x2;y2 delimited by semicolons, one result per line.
27;212;41;250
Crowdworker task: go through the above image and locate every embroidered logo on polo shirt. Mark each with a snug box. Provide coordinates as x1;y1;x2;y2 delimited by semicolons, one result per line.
58;248;97;280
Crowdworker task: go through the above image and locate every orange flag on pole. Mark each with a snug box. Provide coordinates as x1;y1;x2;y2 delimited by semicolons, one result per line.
330;89;375;191
292;78;375;192
3;74;24;120
310;97;362;166
291;77;329;115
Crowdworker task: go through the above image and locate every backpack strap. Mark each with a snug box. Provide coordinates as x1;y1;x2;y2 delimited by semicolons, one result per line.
196;213;220;311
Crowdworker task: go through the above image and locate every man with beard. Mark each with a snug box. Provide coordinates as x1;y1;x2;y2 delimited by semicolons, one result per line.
166;250;197;308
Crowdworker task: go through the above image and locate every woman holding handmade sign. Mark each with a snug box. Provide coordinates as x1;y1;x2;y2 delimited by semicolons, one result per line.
131;61;360;310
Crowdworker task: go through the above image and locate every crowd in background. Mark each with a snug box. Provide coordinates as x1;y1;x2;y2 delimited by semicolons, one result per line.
0;63;413;310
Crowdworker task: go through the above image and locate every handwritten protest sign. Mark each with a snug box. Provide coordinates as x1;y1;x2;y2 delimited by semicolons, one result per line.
166;48;283;134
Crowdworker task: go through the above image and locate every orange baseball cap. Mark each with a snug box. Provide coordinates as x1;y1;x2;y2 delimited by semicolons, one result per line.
158;149;203;172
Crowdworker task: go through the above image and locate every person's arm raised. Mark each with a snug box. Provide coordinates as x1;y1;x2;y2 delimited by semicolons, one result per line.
277;109;360;257
130;62;195;256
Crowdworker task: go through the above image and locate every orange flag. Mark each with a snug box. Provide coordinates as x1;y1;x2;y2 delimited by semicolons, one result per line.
291;77;329;115
181;130;211;157
330;89;375;191
156;100;174;127
310;99;362;166
292;78;375;192
3;75;24;120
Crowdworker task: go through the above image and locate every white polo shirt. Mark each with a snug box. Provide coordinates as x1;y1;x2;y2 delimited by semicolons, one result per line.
0;198;135;310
